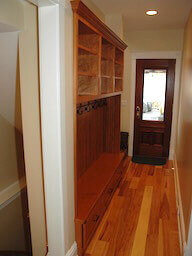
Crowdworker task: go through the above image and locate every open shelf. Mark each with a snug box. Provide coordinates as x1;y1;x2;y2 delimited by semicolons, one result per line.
78;76;99;95
115;78;123;92
78;48;99;76
78;72;98;77
77;21;125;99
101;38;114;60
78;45;98;55
115;48;123;64
78;20;100;53
101;59;113;77
115;63;123;77
77;152;125;220
101;77;113;94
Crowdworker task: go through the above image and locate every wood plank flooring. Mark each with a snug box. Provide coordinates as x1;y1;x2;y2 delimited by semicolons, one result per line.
85;160;180;256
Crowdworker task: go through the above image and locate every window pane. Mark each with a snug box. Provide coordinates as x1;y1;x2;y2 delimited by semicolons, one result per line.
142;69;167;121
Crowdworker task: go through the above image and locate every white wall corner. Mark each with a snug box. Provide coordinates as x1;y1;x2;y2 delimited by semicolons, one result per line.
65;242;77;256
28;0;70;7
49;0;70;8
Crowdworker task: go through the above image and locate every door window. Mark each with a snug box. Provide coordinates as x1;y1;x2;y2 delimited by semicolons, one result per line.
142;69;167;121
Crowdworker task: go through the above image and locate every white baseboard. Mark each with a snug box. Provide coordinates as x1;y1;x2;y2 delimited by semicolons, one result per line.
173;155;187;255
66;242;77;256
46;242;77;256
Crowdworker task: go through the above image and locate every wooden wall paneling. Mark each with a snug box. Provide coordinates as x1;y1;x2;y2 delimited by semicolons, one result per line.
75;219;84;256
73;12;79;217
104;96;121;153
112;45;115;93
98;35;102;96
115;95;121;151
77;100;107;179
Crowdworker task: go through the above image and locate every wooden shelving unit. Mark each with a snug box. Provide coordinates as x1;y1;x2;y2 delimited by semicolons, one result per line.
74;12;126;103
71;1;127;255
78;21;100;96
114;48;124;92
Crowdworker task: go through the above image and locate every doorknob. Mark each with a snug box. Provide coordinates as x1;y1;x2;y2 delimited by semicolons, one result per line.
136;106;141;119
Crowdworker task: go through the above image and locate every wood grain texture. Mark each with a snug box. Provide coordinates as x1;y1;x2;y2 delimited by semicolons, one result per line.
131;186;153;256
77;96;121;178
70;0;127;50
86;161;180;256
73;6;127;102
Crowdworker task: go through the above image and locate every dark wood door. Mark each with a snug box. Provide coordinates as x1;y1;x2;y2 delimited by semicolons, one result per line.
133;59;176;158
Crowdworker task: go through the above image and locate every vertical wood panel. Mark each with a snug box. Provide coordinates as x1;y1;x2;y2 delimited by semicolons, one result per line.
77;96;121;179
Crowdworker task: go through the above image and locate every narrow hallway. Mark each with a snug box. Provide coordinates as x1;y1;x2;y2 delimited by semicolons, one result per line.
86;160;180;256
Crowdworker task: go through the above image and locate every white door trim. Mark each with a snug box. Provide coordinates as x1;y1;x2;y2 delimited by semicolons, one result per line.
128;51;182;160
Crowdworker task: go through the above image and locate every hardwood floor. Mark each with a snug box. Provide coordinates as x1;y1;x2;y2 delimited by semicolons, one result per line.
85;160;180;256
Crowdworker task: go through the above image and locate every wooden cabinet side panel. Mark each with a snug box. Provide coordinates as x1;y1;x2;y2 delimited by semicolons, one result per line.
75;220;84;256
73;13;78;217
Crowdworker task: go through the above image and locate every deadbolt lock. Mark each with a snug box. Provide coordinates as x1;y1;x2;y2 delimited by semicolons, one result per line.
136;106;141;119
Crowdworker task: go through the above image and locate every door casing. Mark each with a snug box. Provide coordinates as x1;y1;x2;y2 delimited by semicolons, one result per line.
133;59;176;158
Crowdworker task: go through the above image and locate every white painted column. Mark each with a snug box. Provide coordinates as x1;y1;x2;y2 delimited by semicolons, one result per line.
38;5;65;255
38;2;76;255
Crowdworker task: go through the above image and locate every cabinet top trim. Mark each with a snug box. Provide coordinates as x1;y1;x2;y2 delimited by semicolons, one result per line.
70;0;128;50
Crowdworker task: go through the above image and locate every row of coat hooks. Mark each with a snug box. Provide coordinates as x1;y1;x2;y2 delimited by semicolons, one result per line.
77;98;108;115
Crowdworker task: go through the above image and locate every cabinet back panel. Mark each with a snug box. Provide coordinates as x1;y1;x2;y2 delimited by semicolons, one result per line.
104;95;121;153
77;95;121;179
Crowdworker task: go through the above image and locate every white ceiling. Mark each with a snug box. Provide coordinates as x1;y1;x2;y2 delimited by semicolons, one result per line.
91;0;192;31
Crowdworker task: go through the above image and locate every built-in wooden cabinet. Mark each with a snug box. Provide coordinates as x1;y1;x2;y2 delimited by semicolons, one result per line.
72;1;127;103
71;1;127;255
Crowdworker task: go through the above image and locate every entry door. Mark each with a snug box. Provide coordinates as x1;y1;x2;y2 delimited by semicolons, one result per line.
133;59;175;158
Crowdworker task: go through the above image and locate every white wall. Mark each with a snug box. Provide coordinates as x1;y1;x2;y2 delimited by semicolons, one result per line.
0;17;24;201
0;32;22;131
125;29;184;52
0;193;26;251
0;1;27;252
19;1;47;255
105;14;123;39
82;0;105;22
0;0;24;32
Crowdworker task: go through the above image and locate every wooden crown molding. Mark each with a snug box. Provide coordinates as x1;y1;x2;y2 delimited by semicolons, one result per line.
70;0;127;50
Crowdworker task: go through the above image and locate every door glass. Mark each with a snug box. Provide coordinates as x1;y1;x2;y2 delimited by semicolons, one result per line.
142;69;167;121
